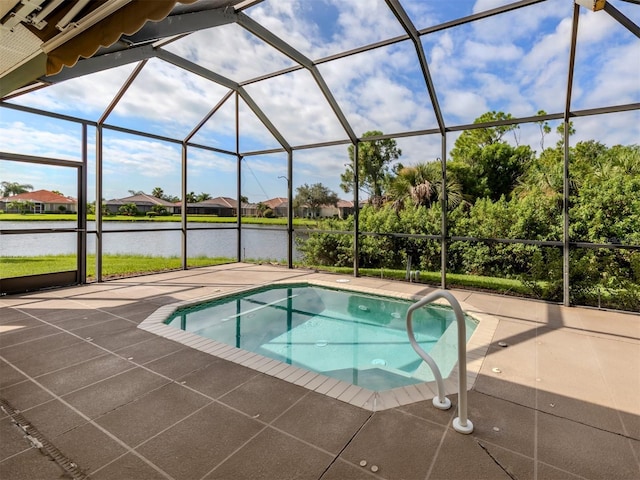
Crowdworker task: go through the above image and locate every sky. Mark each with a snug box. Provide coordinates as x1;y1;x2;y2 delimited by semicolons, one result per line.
0;0;638;204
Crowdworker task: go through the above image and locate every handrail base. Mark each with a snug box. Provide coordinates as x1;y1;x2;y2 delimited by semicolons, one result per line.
433;396;451;410
453;417;474;434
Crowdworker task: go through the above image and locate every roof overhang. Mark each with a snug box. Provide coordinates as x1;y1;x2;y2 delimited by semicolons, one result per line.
0;0;258;97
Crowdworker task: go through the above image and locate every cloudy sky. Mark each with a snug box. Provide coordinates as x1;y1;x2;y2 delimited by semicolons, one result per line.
1;0;638;203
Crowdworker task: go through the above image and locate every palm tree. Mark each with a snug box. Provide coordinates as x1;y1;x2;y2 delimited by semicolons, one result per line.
256;202;268;218
387;161;464;211
1;181;33;197
8;200;34;214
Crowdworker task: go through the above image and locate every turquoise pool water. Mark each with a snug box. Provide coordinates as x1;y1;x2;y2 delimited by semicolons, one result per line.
165;283;477;391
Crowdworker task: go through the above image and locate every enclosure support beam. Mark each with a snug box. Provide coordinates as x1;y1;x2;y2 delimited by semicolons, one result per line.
95;126;103;283
236;92;242;263
563;4;581;307
603;2;640;39
235;11;358;143
353;142;360;277
78;124;87;284
441;134;448;290
181;143;188;270
93;59;147;282
287;151;294;269
385;0;446;135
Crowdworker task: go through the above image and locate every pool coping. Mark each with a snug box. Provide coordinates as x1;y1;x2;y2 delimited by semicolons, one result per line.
138;277;499;411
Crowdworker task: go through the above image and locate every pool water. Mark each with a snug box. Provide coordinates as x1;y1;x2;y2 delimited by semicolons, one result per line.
165;283;477;391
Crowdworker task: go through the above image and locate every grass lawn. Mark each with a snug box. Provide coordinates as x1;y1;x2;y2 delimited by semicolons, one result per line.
5;255;633;309
319;265;537;296
1;254;531;295
0;255;234;280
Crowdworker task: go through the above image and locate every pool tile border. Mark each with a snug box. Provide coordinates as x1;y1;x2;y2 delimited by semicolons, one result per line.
138;278;499;411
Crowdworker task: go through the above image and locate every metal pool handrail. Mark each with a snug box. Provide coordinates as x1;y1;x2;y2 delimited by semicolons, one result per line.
406;290;474;434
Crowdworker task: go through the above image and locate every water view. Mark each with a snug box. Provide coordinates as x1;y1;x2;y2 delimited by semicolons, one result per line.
0;221;298;261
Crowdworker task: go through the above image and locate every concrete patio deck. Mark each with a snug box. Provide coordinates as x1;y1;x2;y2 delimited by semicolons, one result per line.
1;263;638;480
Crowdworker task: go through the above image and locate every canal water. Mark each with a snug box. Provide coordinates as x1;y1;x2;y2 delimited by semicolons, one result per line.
0;221;301;261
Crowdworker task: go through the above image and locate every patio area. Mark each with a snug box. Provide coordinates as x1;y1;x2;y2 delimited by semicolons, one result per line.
1;262;638;479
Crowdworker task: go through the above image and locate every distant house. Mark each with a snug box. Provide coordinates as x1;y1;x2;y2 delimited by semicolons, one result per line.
174;197;238;216
242;202;258;217
299;199;355;219
105;193;177;214
321;199;356;219
0;189;77;213
263;197;288;217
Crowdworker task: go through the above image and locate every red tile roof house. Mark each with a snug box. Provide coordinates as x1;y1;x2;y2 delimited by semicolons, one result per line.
0;189;77;213
263;197;289;217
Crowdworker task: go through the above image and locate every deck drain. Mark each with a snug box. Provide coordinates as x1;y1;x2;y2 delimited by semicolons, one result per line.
0;397;89;480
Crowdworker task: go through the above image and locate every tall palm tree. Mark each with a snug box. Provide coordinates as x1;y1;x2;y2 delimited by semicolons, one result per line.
1;181;33;197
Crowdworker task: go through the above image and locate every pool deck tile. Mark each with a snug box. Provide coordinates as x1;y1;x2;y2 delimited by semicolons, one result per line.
1;263;638;480
325;380;353;399
292;370;320;387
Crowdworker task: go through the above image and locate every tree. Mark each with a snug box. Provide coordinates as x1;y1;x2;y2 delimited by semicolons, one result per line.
386;160;465;211
555;121;575;148
536;110;552;151
185;192;197;203
293;183;339;218
450;111;518;162
118;203;139;216
341;131;402;208
449;112;533;202
1;181;33;197
151;204;168;215
128;190;144;196
196;192;211;202
151;187;164;199
256;202;269;218
8;200;34;214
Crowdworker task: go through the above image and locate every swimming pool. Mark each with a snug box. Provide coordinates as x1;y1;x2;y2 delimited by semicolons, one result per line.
162;283;477;391
139;278;494;410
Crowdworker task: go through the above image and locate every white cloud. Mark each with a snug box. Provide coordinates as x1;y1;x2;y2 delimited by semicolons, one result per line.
585;42;640;106
249;0;324;58
243;68;348;145
461;40;523;67
471;0;568;42
442;90;490;122
110;59;232;137
164;23;295;83
572;111;640;147
0;120;82;159
102;137;180;184
9;65;137;118
327;0;406;51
